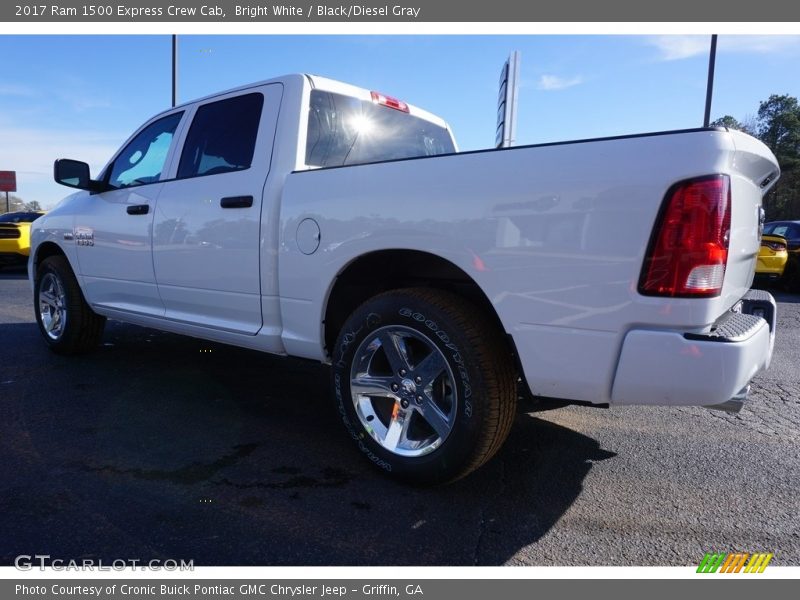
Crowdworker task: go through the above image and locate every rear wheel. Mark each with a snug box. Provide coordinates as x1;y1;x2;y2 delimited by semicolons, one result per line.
34;255;105;354
331;288;516;484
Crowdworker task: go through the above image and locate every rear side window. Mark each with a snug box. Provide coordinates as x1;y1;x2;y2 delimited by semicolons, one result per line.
178;93;264;178
306;90;455;168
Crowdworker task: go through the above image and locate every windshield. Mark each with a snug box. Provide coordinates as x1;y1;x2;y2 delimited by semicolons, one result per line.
306;90;455;168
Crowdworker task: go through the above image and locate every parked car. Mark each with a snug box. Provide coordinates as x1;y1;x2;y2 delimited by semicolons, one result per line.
755;234;789;280
29;74;780;483
763;220;800;251
763;220;800;290
0;210;45;268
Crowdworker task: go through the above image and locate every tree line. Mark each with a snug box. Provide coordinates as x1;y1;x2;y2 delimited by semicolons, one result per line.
711;94;800;222
1;195;42;214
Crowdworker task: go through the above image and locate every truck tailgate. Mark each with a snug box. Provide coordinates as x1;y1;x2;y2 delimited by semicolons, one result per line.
721;130;780;311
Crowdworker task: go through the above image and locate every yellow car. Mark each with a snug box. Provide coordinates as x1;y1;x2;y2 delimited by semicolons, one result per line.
755;233;788;280
0;210;46;268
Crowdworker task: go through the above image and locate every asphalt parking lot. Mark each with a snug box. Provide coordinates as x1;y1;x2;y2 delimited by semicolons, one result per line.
1;266;798;566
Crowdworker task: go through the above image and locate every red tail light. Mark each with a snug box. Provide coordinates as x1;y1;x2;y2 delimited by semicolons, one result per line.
370;91;410;113
639;175;731;298
761;240;786;252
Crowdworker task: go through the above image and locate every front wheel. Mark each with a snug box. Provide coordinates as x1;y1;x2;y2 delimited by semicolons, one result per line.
34;255;106;354
331;288;516;484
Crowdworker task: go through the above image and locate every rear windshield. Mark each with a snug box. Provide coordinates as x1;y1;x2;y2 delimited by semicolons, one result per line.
306;90;455;168
764;222;800;239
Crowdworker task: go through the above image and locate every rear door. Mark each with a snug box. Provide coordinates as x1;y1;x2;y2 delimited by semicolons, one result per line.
152;84;282;334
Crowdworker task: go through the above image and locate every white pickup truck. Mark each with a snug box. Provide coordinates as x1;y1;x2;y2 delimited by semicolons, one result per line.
30;73;779;483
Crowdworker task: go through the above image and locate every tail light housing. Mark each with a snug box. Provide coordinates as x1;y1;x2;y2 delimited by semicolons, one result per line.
639;175;731;298
370;91;410;113
761;239;787;252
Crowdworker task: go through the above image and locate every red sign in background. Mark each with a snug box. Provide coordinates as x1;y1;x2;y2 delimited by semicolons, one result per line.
0;171;16;193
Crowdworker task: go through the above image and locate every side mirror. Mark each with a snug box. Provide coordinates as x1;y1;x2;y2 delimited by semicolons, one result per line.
54;159;106;192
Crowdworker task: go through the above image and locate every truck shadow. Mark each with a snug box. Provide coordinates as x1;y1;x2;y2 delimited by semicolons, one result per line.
0;320;616;566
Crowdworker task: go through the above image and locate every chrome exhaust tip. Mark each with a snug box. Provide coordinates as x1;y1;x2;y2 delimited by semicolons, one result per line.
704;385;749;414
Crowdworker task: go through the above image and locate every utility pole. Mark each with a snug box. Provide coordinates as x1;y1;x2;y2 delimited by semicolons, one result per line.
172;34;178;108
703;34;718;127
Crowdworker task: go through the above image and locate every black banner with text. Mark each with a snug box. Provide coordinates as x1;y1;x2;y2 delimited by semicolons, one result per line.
3;0;800;22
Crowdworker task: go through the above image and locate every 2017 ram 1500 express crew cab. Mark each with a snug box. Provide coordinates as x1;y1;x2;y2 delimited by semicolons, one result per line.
30;74;779;483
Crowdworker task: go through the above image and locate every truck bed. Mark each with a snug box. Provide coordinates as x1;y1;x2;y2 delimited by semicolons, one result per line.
279;127;778;404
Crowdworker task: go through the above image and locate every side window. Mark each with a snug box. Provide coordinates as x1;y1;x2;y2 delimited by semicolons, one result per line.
108;112;183;189
177;93;264;179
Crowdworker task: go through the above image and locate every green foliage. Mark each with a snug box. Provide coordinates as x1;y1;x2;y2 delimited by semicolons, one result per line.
717;94;800;221
710;115;748;133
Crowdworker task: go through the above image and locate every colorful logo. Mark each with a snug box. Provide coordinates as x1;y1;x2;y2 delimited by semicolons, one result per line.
697;552;773;573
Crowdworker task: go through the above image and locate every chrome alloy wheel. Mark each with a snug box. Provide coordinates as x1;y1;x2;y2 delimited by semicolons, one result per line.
38;272;67;341
350;325;458;457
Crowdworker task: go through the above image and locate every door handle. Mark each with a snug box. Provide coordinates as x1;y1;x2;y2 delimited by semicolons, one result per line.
220;195;253;209
127;204;149;215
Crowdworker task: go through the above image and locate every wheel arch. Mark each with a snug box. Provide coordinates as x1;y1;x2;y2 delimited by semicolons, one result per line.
323;249;511;361
33;241;70;273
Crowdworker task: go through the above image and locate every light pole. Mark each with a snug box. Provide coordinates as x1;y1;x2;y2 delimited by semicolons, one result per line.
703;34;718;127
172;34;178;107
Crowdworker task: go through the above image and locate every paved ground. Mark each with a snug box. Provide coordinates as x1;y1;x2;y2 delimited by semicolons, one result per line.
1;266;798;566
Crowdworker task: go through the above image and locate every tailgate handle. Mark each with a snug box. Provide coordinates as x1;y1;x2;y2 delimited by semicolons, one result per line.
126;204;149;215
220;195;253;209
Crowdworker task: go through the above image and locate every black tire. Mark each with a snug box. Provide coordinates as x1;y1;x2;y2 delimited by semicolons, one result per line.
331;288;516;484
34;255;106;354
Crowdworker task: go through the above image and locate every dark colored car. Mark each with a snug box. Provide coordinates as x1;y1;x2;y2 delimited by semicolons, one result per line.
763;221;800;250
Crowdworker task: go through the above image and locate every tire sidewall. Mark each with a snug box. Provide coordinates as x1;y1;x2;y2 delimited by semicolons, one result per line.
331;291;487;482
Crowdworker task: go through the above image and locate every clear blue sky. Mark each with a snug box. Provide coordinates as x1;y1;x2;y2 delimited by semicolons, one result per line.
1;34;799;208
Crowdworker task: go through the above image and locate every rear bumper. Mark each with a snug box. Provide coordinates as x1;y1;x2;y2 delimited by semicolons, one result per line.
0;251;28;266
756;255;787;277
611;289;776;408
0;236;29;260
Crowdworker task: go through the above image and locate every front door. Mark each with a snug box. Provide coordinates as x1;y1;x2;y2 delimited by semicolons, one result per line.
74;111;184;316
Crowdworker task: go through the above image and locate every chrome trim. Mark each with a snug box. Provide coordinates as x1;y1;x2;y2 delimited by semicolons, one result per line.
38;272;67;341
350;325;457;457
